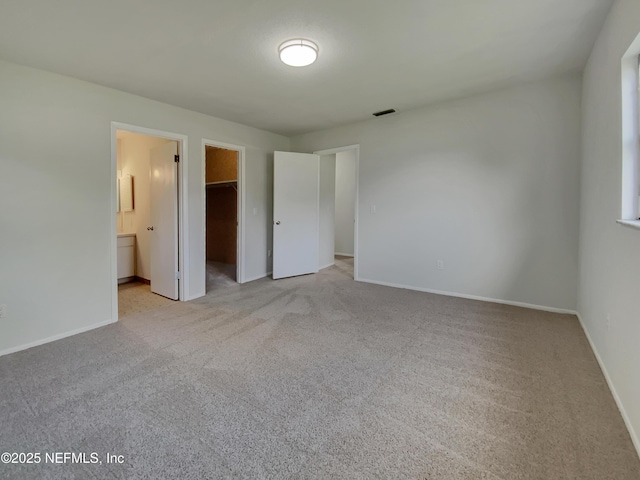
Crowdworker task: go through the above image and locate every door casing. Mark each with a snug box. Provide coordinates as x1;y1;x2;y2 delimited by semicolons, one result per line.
313;144;360;281
110;122;189;322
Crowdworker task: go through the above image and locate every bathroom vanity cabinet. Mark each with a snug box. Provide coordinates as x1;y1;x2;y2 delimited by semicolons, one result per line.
117;233;136;282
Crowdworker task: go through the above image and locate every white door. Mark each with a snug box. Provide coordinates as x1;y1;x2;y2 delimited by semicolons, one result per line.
150;141;179;300
273;151;320;279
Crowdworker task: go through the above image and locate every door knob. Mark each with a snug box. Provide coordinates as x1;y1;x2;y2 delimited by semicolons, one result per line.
274;221;281;225
147;226;154;231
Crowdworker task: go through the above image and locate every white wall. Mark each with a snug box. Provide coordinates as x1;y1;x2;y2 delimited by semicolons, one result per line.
319;154;336;269
117;132;172;280
0;60;289;355
292;75;582;311
334;150;356;256
578;0;640;453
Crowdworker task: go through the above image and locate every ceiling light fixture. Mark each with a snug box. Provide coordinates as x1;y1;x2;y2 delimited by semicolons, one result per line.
278;39;318;67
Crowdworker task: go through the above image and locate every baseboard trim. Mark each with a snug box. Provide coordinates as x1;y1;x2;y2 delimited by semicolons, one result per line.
357;277;577;315
575;312;640;459
334;252;354;257
320;262;335;270
118;276;149;285
0;318;117;358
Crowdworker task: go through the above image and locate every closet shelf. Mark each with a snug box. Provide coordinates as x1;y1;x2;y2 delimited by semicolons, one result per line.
206;180;237;191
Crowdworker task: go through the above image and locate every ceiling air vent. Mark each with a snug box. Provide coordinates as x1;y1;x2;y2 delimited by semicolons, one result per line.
372;108;396;117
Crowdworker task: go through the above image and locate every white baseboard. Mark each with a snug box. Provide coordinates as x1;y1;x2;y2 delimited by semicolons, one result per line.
575;312;640;459
357;277;577;315
0;318;117;358
320;262;335;270
335;252;354;257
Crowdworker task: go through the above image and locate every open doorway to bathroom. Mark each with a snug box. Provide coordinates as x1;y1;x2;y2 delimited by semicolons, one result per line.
114;128;183;319
204;141;244;292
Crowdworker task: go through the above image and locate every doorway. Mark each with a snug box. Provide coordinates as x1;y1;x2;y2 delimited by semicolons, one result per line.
317;147;358;280
110;123;187;321
271;145;359;281
202;140;245;292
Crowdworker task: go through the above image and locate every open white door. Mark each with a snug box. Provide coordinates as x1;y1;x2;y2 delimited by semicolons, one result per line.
273;151;319;279
150;141;179;300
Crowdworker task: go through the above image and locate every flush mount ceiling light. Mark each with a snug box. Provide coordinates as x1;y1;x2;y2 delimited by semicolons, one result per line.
278;39;318;67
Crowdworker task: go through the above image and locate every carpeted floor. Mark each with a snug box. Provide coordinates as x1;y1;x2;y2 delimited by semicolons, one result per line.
206;261;237;292
1;257;639;479
118;281;175;318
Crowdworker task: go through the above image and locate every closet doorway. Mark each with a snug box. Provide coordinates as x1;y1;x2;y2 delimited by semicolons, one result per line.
203;141;244;292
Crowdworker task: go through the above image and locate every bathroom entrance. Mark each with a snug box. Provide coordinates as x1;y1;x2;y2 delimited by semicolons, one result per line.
113;125;185;319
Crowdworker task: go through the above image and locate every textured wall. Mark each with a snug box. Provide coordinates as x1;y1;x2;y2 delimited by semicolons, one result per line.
292;75;582;311
577;0;640;454
0;60;289;354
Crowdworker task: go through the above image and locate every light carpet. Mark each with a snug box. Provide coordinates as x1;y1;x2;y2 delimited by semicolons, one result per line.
118;281;174;319
206;261;237;292
1;257;639;479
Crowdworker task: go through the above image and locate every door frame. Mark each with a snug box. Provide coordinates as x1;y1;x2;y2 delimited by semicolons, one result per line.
201;139;246;285
110;122;189;322
313;144;360;281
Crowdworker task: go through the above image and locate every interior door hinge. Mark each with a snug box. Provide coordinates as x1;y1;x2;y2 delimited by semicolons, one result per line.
175;271;181;280
174;155;180;163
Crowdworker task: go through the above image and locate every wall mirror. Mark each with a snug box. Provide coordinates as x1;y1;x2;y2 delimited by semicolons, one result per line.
116;178;121;213
119;174;134;212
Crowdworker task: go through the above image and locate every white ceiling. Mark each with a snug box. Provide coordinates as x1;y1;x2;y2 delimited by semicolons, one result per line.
0;0;613;136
